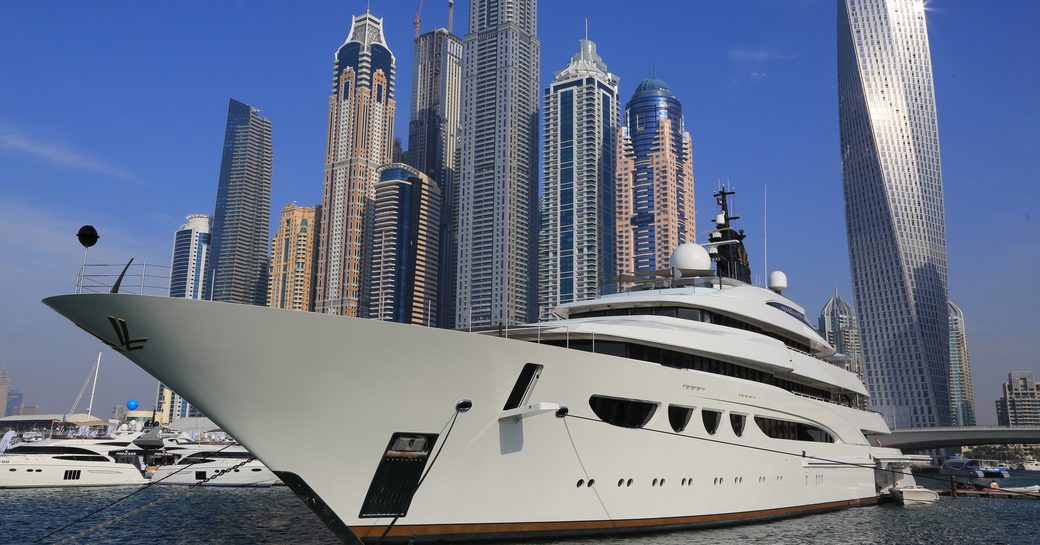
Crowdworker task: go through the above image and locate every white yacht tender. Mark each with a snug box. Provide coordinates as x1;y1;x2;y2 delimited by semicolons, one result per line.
43;193;926;542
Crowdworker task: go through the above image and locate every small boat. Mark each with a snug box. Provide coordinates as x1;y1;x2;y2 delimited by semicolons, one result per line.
941;458;1010;479
892;485;939;505
1018;459;1040;471
149;446;278;487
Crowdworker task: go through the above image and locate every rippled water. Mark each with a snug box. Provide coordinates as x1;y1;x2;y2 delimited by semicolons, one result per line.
8;482;1040;544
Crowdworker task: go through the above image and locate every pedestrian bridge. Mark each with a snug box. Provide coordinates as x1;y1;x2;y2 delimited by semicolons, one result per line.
875;426;1040;451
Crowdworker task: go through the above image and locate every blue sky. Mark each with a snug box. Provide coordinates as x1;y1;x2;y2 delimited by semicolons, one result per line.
0;1;1037;424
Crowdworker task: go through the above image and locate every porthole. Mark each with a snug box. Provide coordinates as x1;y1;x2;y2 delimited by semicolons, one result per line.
627;478;633;487
660;478;665;486
618;479;624;487
587;479;595;487
682;478;687;486
652;478;658;487
576;479;585;487
8;468;15;472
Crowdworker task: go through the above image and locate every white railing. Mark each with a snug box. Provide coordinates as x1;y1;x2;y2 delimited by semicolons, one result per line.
76;261;171;296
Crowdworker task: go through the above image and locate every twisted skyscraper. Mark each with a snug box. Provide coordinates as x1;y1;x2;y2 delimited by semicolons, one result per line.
316;12;396;317
456;0;540;328
838;0;950;428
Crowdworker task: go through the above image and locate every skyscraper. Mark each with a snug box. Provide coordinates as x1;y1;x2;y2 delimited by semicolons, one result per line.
155;383;201;424
818;292;865;382
367;164;441;325
0;369;8;417
615;78;695;278
838;0;950;428
5;389;22;418
408;25;462;329
268;203;321;312
168;214;212;300
456;0;539;328
997;372;1040;427
538;38;619;320
207;98;273;306
316;11;397;317
948;301;977;426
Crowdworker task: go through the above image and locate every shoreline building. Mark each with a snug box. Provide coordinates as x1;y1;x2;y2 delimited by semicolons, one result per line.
615;77;695;279
997;372;1040;427
408;22;462;329
207;98;273;306
268;203;321;312
538;38;620;320
367;164;441;325
168;214;212;300
818;292;865;382
155;384;201;425
316;11;397;317
948;300;977;426
5;389;22;417
456;0;540;328
838;0;951;428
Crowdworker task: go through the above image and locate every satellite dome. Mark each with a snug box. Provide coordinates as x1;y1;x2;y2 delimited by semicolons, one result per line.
768;271;788;294
670;243;711;272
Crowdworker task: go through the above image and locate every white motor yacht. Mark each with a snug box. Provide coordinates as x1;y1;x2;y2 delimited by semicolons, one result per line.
0;436;147;488
150;445;278;487
44;194;928;542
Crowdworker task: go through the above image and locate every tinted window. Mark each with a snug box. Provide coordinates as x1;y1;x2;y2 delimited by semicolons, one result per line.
668;405;694;433
589;396;658;429
702;410;722;435
730;414;746;437
754;416;834;443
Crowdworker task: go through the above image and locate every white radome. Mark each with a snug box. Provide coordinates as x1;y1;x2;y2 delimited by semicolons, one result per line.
768;270;789;293
670;243;712;272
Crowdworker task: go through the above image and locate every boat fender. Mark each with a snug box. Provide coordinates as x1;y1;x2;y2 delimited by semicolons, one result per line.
802;451;806;458
555;406;569;418
456;399;473;412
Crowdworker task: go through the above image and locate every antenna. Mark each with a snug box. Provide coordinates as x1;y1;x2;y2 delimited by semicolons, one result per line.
448;0;454;33
585;18;588;41
763;184;768;286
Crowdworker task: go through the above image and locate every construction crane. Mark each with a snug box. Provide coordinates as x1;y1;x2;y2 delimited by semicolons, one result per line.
414;0;424;38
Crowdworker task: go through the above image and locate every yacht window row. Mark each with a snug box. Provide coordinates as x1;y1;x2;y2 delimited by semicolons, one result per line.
588;395;835;444
546;339;832;401
568;305;812;353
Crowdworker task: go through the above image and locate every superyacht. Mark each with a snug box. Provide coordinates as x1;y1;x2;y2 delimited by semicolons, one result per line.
43;191;924;542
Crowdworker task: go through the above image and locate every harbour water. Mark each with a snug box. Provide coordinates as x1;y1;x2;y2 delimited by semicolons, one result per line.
8;480;1040;545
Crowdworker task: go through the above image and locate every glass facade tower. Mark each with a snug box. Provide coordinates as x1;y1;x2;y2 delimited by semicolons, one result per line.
456;0;540;328
838;0;950;428
316;11;396;317
408;27;462;328
207;99;273;306
615;78;695;278
168;214;212;300
947;301;976;426
538;39;619;321
818;292;866;382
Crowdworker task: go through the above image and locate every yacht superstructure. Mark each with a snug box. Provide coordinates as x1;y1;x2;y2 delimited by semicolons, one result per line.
0;435;147;488
42;192;924;542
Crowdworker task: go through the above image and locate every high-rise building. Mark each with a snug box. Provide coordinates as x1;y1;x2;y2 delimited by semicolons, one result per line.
0;369;8;418
155;383;202;425
111;405;126;422
367;164;441;326
818;292;865;382
838;0;950;428
207;98;273;306
997;372;1040;427
948;301;977;426
456;0;539;328
538;38;620;320
615;77;695;278
268;203;321;312
316;11;397;317
5;389;22;417
408;26;462;328
168;214;212;300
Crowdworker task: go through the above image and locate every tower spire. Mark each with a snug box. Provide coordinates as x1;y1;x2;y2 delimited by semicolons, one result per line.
584;18;588;41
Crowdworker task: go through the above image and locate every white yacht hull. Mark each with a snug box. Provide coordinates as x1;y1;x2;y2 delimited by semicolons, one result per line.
151;458;279;487
0;455;146;488
44;294;903;543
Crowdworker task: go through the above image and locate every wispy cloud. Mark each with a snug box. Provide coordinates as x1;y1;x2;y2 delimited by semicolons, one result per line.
728;48;799;62
750;72;768;81
0;124;136;181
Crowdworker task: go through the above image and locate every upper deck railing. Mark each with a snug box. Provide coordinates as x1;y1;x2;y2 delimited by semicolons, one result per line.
76;262;171;296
